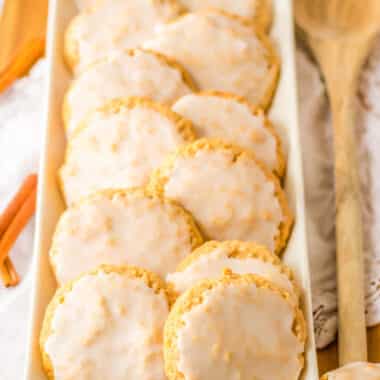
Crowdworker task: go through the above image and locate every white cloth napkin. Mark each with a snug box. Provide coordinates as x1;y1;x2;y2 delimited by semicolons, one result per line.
2;36;380;378
298;35;380;348
0;60;45;380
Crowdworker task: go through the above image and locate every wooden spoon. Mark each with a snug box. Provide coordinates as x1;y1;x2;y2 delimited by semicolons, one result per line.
294;0;380;366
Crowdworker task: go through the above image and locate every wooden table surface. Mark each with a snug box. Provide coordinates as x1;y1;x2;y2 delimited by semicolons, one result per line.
1;0;378;377
318;326;380;375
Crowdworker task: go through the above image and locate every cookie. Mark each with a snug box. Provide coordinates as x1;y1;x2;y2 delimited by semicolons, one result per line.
64;0;183;73
40;265;173;380
164;271;306;380
167;240;299;303
63;48;196;137
321;362;380;380
143;10;279;109
149;139;293;254
172;91;284;176
60;97;196;206
50;187;203;285
178;0;272;31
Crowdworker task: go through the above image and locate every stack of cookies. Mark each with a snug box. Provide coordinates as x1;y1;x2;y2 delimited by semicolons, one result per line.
40;1;308;379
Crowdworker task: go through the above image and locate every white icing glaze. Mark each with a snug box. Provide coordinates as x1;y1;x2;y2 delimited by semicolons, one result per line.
179;0;260;19
65;49;193;137
143;11;276;106
325;362;380;380
164;148;283;250
44;271;169;380
167;245;296;302
176;281;303;380
51;192;195;284
172;94;278;171
61;103;191;206
67;0;180;73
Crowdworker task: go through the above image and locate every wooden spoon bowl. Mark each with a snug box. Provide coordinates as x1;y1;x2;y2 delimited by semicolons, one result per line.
295;0;380;367
296;0;380;38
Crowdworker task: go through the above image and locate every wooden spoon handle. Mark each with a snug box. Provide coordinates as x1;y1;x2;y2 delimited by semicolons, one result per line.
310;36;371;365
332;92;367;364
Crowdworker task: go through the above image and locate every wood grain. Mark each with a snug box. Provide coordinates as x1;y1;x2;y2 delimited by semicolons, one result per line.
318;326;380;375
295;0;380;365
0;0;48;92
314;34;373;365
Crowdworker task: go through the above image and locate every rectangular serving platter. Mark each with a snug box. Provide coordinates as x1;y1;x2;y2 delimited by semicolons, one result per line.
24;0;319;378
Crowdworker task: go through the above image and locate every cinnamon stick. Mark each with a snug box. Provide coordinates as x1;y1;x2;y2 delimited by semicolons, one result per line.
0;259;12;287
0;38;45;93
0;186;37;272
0;257;20;287
0;174;37;236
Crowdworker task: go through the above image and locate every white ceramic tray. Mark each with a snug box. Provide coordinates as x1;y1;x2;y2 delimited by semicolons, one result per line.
24;0;319;378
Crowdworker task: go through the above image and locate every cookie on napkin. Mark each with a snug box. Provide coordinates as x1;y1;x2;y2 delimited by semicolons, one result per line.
321;362;380;380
